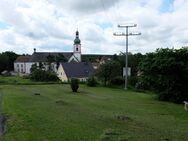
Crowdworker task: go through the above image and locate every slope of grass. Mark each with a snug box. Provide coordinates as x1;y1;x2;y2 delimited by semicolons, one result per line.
0;76;60;85
0;76;32;84
0;84;187;141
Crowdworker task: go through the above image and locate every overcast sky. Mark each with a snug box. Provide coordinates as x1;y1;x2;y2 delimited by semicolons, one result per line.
0;0;188;55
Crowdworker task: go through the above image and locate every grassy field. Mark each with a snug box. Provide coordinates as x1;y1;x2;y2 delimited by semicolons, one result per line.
0;84;187;141
0;76;32;84
0;76;60;85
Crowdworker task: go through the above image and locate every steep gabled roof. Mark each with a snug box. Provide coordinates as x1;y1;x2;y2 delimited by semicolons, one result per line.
61;62;94;78
29;52;73;62
14;55;31;62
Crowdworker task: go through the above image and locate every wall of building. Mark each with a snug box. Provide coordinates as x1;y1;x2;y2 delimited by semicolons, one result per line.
14;62;27;73
14;62;36;74
57;64;68;82
73;44;81;62
78;77;87;82
25;62;35;74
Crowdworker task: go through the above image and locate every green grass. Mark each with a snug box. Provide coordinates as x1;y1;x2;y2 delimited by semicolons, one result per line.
0;76;60;85
0;76;32;84
0;84;188;141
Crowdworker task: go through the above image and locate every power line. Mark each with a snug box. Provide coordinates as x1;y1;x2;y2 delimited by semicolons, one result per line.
114;23;141;90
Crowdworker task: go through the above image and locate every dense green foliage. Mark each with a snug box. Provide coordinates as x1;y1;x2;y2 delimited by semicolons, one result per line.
110;76;124;85
118;53;144;77
82;55;112;62
96;53;143;87
1;84;188;141
138;48;188;103
30;64;59;82
0;51;18;73
30;69;59;82
70;78;79;92
96;61;121;86
87;76;97;87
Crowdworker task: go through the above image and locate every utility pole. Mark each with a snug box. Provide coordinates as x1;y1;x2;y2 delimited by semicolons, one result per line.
114;24;141;90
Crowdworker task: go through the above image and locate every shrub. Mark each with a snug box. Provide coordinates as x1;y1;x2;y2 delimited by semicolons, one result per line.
45;71;59;81
138;48;188;103
30;69;59;82
110;76;124;85
30;69;45;81
70;78;79;92
128;76;138;87
87;76;97;87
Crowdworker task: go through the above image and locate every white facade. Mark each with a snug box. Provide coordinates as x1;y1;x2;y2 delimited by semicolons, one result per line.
73;44;81;62
14;62;58;74
14;62;35;74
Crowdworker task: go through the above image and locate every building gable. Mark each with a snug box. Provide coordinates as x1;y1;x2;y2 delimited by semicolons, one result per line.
61;62;94;79
68;54;80;62
57;64;68;82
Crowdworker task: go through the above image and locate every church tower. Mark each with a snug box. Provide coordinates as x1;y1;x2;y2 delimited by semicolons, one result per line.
73;30;81;62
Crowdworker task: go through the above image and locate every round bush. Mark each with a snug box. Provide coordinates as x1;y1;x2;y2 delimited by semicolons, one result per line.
110;76;124;85
87;76;97;87
70;78;79;92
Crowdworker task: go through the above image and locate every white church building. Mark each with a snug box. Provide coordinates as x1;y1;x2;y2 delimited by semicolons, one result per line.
14;31;82;74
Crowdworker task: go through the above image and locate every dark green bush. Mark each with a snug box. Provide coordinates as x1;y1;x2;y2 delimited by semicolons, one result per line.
30;69;59;82
87;76;97;87
128;76;138;87
139;48;188;103
70;78;79;92
45;71;59;81
110;76;124;85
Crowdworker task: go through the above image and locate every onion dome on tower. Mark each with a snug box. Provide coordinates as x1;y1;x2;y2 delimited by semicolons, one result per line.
74;30;81;44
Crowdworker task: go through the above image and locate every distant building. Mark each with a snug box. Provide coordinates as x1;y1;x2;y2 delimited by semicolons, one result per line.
81;54;112;70
14;55;31;74
14;30;113;81
57;62;94;82
14;31;82;74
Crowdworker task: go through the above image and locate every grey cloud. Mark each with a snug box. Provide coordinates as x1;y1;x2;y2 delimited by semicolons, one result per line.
84;30;105;42
49;0;119;14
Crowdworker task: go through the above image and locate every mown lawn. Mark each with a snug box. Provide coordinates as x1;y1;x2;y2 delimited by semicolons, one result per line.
0;76;60;85
0;84;187;141
0;76;32;84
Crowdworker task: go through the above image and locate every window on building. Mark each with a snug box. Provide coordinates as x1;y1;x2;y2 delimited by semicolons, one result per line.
17;64;19;72
76;47;78;51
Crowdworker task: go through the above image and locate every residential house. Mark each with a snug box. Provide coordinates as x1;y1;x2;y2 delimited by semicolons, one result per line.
57;62;94;82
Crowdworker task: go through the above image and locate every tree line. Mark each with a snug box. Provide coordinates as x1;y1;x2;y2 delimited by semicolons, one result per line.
96;47;188;103
0;51;18;73
1;47;188;103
